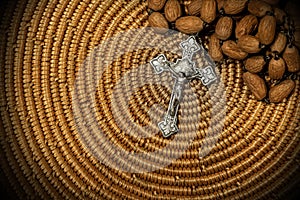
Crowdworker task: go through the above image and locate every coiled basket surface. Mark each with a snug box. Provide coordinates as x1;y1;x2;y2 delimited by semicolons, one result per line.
0;0;299;199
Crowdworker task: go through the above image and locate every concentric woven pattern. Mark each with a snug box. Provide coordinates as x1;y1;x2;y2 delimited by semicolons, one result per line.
0;0;299;199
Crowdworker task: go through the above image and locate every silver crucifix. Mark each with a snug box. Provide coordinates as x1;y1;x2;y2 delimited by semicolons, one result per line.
150;36;217;137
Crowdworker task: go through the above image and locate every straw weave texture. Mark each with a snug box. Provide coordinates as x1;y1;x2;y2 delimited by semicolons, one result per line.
0;0;299;199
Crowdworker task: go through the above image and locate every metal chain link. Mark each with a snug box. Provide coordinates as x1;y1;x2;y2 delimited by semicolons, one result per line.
285;15;296;46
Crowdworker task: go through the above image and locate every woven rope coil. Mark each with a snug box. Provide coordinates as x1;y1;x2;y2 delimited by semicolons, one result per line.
0;0;299;199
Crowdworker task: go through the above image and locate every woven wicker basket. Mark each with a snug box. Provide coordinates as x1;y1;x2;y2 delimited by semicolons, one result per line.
0;0;299;199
